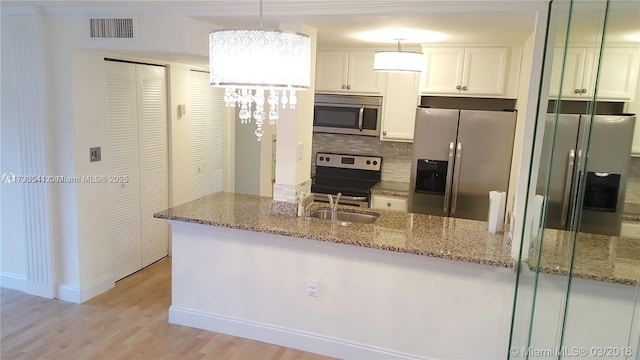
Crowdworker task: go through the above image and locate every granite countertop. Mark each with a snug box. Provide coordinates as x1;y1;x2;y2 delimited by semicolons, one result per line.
155;192;514;268
371;181;410;198
528;229;640;286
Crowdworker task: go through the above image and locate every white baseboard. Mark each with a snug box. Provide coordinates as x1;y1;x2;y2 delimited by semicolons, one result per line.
56;284;80;303
169;306;429;360
80;273;114;303
1;272;26;292
56;273;114;304
3;272;113;303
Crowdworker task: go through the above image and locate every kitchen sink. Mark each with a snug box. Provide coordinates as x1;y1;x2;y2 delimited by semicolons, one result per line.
309;209;379;224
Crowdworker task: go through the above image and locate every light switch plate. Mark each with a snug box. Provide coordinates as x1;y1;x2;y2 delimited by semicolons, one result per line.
90;147;101;162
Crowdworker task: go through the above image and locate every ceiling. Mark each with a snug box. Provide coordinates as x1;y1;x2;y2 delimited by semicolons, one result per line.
3;0;637;49
194;10;540;48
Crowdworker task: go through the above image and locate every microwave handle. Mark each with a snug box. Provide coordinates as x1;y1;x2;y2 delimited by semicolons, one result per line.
358;105;364;132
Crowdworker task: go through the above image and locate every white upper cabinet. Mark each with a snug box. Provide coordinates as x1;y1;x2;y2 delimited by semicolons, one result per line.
419;47;465;94
420;46;514;98
316;50;384;94
462;47;510;96
380;72;420;142
549;46;639;101
598;47;640;100
549;47;596;98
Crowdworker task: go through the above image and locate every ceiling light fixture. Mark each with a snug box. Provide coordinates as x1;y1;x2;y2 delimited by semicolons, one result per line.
209;0;311;141
374;39;424;73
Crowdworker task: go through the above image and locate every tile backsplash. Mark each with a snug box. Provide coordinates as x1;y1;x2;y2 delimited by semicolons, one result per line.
626;157;640;204
311;133;412;183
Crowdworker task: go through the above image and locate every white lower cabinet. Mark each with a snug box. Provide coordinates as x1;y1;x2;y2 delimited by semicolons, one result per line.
621;221;640;239
371;194;408;212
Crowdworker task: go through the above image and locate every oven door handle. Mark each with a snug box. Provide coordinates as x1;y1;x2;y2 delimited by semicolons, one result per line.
337;195;368;201
313;193;368;202
358;105;364;132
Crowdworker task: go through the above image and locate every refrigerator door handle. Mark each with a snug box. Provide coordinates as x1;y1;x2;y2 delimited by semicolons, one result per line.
443;142;455;214
451;142;463;215
561;149;576;227
567;149;584;229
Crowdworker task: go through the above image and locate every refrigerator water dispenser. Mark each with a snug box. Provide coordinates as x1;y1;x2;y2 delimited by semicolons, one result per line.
583;172;620;212
415;160;448;195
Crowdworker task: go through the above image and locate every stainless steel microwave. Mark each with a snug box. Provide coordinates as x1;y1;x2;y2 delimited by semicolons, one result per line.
313;94;382;136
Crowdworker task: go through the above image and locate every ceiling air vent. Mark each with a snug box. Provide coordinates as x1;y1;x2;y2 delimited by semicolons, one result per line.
89;18;134;39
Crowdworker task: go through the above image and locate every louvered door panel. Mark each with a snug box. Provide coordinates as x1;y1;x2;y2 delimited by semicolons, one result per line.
190;77;209;199
136;65;169;267
212;169;224;193
106;61;142;281
190;71;225;200
211;86;226;190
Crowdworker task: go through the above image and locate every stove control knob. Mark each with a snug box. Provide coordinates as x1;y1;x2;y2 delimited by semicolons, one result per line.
373;161;378;166
319;156;324;161
366;160;371;165
326;157;331;161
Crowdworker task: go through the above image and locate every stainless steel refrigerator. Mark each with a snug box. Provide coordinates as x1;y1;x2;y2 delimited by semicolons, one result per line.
409;108;517;221
536;113;636;236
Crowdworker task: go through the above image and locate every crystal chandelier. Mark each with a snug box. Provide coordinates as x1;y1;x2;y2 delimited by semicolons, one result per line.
374;39;424;73
209;1;311;141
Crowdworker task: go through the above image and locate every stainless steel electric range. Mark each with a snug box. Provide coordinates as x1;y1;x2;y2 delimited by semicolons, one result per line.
311;152;382;208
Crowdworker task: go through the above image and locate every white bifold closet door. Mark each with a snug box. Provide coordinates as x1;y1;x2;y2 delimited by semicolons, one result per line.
190;70;225;199
106;60;169;281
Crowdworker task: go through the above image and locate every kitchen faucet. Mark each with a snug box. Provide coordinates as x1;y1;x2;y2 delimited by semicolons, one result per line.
328;193;342;221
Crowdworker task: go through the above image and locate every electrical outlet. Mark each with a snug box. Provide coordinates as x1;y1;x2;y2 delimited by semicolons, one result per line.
90;147;101;162
306;279;317;297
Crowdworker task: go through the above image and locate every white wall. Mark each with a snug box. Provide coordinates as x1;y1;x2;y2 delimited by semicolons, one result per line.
167;64;193;206
1;9;222;301
170;222;516;359
69;52;226;301
0;16;27;289
272;24;317;203
72;51;114;297
626;56;640;154
508;31;536;224
510;7;551;258
234;112;262;196
259;123;277;197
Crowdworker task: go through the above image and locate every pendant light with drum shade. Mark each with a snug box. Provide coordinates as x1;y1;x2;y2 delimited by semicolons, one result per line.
373;39;424;73
209;0;311;141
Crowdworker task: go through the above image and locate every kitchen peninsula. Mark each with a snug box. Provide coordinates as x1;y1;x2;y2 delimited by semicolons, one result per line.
155;192;639;359
155;192;516;359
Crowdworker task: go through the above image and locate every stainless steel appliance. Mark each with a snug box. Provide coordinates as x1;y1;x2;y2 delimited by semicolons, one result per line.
409;108;517;221
313;94;382;136
311;152;382;207
536;113;636;236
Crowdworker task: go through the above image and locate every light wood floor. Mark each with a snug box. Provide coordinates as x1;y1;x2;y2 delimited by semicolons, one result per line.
1;258;333;360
